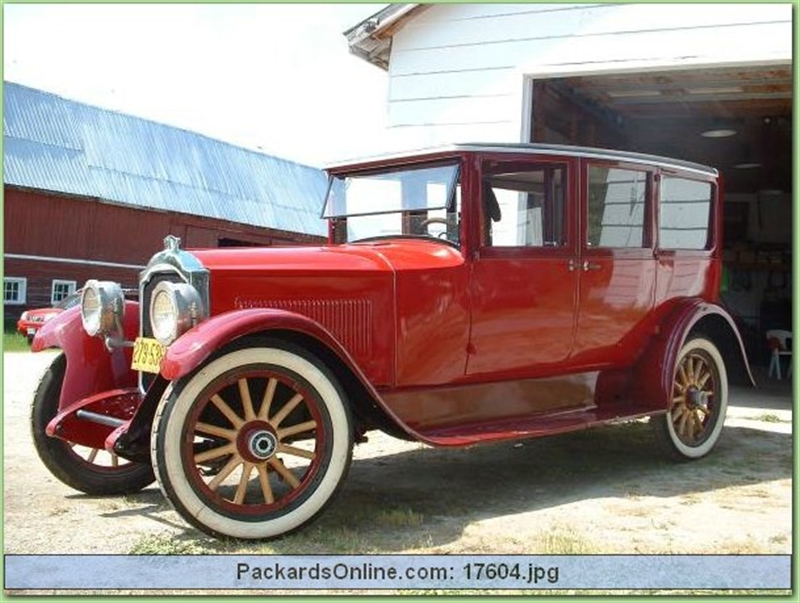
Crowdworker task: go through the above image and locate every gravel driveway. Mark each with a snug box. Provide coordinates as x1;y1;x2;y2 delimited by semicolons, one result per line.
3;350;792;561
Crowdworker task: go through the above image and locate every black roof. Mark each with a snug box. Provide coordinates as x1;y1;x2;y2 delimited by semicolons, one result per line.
329;142;718;178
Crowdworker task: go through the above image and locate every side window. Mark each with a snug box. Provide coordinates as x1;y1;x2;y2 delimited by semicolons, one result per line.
659;177;712;250
484;165;566;248
51;280;77;305
4;277;27;305
587;166;648;248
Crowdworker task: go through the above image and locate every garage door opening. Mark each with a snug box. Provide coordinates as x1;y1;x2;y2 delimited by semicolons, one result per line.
529;65;793;365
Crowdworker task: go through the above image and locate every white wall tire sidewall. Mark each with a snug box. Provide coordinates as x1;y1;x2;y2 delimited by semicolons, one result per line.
154;347;351;540
665;338;728;459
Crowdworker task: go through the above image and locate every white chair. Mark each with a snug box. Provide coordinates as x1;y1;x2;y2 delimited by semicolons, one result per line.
766;329;792;380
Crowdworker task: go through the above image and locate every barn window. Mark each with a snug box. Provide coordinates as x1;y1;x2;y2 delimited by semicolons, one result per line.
51;280;77;305
4;277;27;305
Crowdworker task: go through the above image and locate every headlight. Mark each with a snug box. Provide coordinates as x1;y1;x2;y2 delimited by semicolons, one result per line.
150;281;204;346
81;280;125;338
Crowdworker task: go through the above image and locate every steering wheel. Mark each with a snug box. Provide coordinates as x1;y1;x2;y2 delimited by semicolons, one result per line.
418;217;451;239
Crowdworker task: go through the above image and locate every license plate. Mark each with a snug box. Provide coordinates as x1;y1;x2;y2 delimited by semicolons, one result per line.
26;328;36;336
131;337;166;374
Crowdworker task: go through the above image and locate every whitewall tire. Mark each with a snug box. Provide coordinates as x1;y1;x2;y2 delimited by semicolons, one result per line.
151;342;353;539
653;337;728;461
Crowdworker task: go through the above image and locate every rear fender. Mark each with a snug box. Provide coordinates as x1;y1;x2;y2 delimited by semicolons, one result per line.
630;299;754;411
31;302;140;412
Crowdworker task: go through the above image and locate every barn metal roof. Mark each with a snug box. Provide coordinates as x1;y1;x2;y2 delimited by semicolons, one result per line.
3;81;327;237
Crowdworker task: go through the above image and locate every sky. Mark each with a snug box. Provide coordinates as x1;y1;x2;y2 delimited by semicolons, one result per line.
3;3;390;167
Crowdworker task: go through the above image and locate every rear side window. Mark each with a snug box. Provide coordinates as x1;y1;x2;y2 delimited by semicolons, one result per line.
587;166;648;248
659;177;712;250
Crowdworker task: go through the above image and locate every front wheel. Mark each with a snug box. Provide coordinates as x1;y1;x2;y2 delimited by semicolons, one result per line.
151;342;354;540
653;337;728;461
31;354;156;494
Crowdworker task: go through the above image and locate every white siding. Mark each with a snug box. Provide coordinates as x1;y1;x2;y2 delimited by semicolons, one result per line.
385;3;792;147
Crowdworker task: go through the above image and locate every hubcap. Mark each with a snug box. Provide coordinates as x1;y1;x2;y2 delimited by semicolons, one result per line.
248;430;277;460
686;386;709;411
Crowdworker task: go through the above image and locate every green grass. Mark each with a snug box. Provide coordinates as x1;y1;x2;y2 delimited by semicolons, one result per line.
129;532;241;555
532;526;597;554
375;508;424;528
752;413;789;424
3;327;30;352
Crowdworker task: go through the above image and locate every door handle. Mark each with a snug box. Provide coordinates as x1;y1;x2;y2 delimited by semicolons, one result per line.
569;260;602;271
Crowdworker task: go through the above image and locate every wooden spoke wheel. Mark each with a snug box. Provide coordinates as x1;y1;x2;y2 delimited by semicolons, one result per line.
653;337;728;461
31;354;155;495
152;342;353;540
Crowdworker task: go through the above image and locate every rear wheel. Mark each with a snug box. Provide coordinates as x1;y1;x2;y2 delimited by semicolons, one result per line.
653;337;728;461
31;354;156;494
151;342;353;540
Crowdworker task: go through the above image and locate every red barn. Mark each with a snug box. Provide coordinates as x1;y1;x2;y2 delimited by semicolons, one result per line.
4;82;328;317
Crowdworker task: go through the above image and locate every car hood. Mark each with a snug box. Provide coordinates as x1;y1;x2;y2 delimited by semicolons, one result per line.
191;239;465;275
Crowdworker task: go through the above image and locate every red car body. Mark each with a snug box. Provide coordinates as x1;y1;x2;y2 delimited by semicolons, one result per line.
31;144;752;540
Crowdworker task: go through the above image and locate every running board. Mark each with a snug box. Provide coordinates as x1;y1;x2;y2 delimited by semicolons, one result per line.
417;404;660;447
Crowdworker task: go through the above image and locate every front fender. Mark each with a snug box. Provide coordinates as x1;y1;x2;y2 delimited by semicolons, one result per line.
159;308;436;447
31;301;140;412
630;298;754;411
161;308;359;381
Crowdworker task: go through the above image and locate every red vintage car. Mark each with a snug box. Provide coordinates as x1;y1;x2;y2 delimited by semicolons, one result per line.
17;292;81;344
31;143;752;540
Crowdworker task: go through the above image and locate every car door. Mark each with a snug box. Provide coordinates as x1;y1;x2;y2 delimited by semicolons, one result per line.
573;159;657;367
467;156;579;377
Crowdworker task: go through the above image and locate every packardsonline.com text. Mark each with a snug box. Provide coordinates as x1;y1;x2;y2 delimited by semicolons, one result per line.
235;560;560;588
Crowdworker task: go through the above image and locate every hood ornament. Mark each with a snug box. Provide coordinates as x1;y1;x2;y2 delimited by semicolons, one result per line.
164;235;182;253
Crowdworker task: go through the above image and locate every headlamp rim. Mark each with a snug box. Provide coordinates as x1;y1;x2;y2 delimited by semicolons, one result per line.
80;279;124;338
149;281;204;346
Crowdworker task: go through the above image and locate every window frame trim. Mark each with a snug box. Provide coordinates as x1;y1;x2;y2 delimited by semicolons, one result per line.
656;172;717;253
477;156;576;258
580;159;656;261
4;277;28;305
50;279;78;305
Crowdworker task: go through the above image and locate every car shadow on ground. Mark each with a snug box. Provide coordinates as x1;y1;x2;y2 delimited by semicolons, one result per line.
271;420;792;553
71;419;790;553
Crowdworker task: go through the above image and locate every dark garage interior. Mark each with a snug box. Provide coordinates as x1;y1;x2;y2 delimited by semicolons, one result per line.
531;65;793;367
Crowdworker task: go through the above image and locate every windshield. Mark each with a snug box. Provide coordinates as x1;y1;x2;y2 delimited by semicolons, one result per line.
323;161;461;244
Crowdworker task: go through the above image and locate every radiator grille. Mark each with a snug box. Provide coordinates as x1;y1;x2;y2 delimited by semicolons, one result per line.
236;298;373;356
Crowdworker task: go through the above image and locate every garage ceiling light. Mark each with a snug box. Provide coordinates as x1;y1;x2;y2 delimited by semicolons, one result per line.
701;128;737;138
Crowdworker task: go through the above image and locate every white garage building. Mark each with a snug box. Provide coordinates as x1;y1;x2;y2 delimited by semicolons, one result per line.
346;2;793;362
